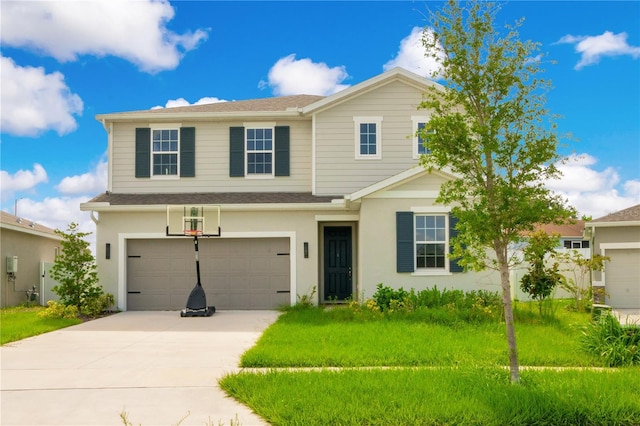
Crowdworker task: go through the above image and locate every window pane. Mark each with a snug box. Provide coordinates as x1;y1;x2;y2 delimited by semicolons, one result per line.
247;129;255;139
435;216;445;228
153;130;161;141
170;130;178;140
153;154;177;175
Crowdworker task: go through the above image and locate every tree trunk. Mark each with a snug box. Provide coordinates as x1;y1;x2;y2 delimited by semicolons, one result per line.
497;244;520;383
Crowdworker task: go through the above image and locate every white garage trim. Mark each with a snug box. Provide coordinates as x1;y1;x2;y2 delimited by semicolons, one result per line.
117;231;296;311
600;242;640;250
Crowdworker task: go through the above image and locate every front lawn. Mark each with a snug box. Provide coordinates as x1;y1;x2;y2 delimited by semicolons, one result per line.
221;367;640;426
221;301;640;425
240;302;594;368
0;306;82;345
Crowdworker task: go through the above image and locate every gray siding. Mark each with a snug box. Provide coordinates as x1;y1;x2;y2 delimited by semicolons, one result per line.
111;120;312;194
314;80;426;195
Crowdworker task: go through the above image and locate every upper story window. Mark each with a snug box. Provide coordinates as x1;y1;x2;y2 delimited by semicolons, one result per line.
135;125;195;179
152;129;179;176
415;214;447;270
412;116;433;159
246;127;273;176
354;116;382;160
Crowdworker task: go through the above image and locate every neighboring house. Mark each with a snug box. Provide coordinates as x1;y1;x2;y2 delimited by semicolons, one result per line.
80;67;500;311
586;204;640;310
509;220;589;300
0;211;61;307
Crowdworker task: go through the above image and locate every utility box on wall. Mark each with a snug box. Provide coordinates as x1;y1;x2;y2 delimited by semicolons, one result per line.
6;256;18;274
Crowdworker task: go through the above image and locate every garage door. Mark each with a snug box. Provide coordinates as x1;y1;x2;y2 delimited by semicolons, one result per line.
127;238;290;310
606;248;640;309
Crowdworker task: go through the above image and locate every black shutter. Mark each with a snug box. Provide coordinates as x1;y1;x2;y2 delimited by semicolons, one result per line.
229;127;245;177
135;128;151;178
274;126;290;176
396;211;415;273
449;212;464;273
180;127;195;177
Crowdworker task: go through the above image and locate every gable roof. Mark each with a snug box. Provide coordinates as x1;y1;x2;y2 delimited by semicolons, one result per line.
302;67;443;115
0;211;61;240
532;221;585;238
587;203;640;227
95;67;441;123
347;165;457;202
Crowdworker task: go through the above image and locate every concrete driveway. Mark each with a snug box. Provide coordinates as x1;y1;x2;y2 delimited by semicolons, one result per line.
1;310;280;426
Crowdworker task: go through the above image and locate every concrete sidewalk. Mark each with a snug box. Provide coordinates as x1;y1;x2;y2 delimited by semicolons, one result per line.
1;310;280;426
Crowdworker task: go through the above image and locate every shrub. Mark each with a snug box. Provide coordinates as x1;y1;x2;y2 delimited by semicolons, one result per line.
50;223;105;313
580;313;640;367
362;284;502;323
81;293;116;317
38;300;79;320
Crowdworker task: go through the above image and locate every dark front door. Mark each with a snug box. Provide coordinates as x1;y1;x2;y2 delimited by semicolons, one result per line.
324;226;353;301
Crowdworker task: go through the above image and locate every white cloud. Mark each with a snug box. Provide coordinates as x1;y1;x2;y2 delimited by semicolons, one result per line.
151;97;228;109
13;196;97;251
56;158;108;195
1;56;83;137
0;0;208;73
261;54;350;96
0;164;49;200
383;27;443;77
545;153;640;218
556;31;640;70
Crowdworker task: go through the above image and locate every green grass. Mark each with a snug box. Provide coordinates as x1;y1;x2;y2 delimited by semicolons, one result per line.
240;302;595;368
222;301;640;425
221;367;640;426
1;305;82;345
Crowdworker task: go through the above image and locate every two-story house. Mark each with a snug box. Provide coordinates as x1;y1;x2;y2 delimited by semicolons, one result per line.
81;67;499;311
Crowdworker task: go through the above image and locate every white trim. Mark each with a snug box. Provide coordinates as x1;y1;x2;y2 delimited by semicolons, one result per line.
82;202;348;213
586;221;640;228
411;115;431;159
600;242;640;250
311;113;317;195
370;191;440;199
107;122;113;192
150;127;180;177
301;67;444;115
243;121;277;128
315;215;360;222
413;212;450;273
244;125;275;178
348;166;458;202
354;116;383;160
411;205;451;213
149;123;182;129
118;231;297;311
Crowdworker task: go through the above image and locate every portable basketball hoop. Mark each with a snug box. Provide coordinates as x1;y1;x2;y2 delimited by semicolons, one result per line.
166;205;221;317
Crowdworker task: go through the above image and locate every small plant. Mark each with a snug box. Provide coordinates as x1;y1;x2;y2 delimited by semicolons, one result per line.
519;230;563;316
50;222;106;314
371;283;409;311
580;313;640;367
81;293;116;317
38;300;79;319
557;250;610;312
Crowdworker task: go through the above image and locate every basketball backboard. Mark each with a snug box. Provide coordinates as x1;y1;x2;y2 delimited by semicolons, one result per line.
166;205;221;237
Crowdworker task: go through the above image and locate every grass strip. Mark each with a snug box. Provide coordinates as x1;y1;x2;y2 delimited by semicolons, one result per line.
220;367;640;426
241;306;594;368
1;306;82;345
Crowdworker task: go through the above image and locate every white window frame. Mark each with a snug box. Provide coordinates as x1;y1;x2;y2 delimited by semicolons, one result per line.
411;115;432;159
354;116;382;160
150;124;180;180
244;122;275;179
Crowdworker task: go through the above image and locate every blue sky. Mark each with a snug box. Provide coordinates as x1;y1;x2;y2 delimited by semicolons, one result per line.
1;0;639;238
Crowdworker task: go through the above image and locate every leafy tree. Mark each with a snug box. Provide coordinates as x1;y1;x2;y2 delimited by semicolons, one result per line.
419;0;575;383
50;222;103;313
519;230;563;314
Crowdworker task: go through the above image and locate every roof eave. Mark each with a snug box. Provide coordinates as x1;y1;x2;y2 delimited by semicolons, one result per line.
95;109;304;123
80;200;353;213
